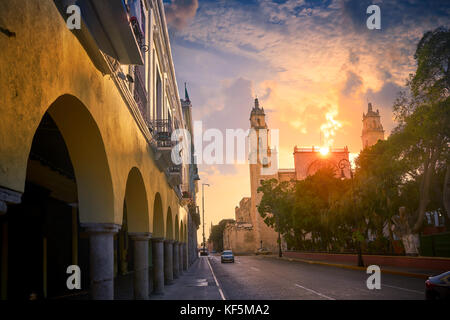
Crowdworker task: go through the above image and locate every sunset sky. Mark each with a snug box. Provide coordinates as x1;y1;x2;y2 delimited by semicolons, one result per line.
163;0;450;243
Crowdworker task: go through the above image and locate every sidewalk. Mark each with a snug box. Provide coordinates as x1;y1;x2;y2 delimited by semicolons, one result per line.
262;255;442;279
150;256;223;300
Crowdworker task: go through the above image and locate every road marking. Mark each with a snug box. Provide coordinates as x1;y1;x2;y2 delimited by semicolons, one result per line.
295;284;335;300
250;267;260;272
206;257;226;300
382;284;423;295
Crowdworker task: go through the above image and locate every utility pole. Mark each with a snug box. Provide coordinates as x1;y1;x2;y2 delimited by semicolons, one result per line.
202;183;210;253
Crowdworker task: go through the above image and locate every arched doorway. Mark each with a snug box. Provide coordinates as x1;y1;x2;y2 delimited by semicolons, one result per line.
152;193;164;238
151;193;165;294
166;208;173;240
2;95;114;299
174;215;179;242
115;168;150;299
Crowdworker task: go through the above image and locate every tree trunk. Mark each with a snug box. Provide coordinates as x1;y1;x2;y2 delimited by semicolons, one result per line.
443;164;450;219
413;148;440;232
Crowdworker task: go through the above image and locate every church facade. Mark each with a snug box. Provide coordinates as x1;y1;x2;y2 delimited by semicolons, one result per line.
223;100;384;254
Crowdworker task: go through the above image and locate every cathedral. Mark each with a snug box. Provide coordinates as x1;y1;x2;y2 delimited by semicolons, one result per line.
361;102;385;149
223;100;384;254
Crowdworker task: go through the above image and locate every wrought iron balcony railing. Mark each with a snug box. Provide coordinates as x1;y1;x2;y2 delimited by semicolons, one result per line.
133;67;148;121
151;119;174;148
168;164;182;174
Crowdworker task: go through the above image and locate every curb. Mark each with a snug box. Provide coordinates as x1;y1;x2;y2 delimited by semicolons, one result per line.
263;255;430;280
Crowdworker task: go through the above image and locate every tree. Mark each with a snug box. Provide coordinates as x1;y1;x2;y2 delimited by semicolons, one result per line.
392;27;450;235
257;179;293;256
208;219;235;252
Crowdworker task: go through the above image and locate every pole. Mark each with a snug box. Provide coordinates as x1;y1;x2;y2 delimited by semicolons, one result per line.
202;184;205;252
202;183;209;253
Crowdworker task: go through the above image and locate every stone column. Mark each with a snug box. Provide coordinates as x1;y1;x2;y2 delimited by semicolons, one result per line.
0;187;22;215
179;242;184;274
164;240;174;285
129;232;151;300
173;242;180;279
152;238;165;295
183;243;188;271
0;187;21;300
82;223;120;300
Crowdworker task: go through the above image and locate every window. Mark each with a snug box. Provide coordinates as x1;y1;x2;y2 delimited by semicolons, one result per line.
156;71;162;120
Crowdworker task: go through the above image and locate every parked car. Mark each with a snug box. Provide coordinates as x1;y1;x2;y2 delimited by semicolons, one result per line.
255;247;271;255
221;250;235;263
425;271;450;300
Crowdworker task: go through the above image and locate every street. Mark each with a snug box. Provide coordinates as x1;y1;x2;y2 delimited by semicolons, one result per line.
206;255;425;300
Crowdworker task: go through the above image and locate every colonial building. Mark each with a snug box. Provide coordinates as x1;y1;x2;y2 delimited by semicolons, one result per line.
361;102;385;149
224;99;351;254
0;0;199;300
181;85;201;266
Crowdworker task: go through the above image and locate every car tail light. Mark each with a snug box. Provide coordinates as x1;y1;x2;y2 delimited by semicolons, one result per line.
425;280;436;289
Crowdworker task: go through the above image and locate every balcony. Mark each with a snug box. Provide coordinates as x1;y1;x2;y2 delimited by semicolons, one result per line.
182;186;192;199
74;0;144;65
152;119;175;171
179;184;193;206
133;67;147;121
152;119;174;148
130;17;147;55
167;165;182;188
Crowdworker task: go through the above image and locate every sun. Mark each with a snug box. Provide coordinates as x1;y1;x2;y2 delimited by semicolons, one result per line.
319;146;330;156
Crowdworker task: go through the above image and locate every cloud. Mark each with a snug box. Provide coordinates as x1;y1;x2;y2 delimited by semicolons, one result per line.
342;71;363;96
169;0;450;228
165;0;199;31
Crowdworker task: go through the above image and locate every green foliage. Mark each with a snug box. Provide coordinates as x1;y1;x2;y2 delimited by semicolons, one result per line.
208;219;235;252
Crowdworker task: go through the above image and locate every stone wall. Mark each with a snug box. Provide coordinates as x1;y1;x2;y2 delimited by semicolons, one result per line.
223;223;257;254
235;197;252;223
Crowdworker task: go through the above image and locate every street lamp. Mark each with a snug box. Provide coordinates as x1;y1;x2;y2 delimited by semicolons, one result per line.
202;183;210;255
338;158;364;267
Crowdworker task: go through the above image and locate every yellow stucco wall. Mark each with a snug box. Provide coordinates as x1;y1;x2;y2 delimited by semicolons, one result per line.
0;0;185;239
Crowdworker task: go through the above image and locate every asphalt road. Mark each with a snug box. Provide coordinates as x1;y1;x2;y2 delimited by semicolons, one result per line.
208;255;425;300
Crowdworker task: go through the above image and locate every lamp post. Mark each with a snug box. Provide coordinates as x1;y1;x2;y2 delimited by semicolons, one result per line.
202;183;210;254
338;158;364;267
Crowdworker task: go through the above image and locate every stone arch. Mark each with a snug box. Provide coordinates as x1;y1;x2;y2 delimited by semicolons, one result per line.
174;214;180;241
124;167;149;233
180;221;185;243
166;207;174;240
44;94;115;223
152;193;165;238
306;159;338;177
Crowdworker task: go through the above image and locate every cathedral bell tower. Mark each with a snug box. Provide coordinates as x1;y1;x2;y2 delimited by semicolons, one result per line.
249;98;271;167
248;98;280;254
361;102;384;149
